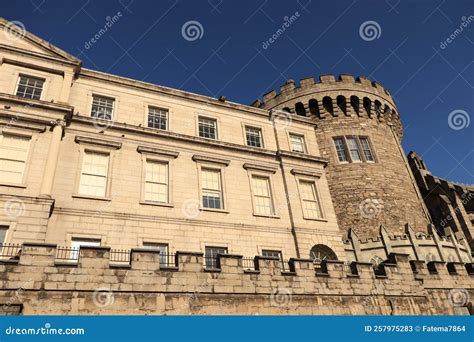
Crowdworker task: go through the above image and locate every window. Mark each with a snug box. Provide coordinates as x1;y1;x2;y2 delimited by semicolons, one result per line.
0;134;30;184
16;75;44;100
91;95;114;120
299;181;322;219
359;137;375;162
143;242;169;266
333;137;348;162
309;244;337;263
289;134;305;153
144;160;168;203
198;117;217;139
245;126;263;148
252;176;274;215
78;151;109;197
201;168;222;209
262;250;282;259
148;107;168;130
0;226;8;245
346;137;361;161
333;136;376;163
71;238;101;260
205;246;227;269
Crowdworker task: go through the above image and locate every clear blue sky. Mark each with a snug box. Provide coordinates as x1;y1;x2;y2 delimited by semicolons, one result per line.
3;0;473;184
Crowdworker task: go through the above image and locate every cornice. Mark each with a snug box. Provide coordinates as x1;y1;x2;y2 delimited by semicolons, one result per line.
243;163;278;173
0;93;74;113
277;150;328;165
192;154;231;166
74;135;122;149
137;145;179;158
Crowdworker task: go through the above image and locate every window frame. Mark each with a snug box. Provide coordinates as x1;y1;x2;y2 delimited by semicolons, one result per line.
90;94;115;121
197;115;219;140
204;246;228;269
261;249;283;260
0;225;9;246
296;178;324;220
15;74;46;100
73;146;114;201
288;132;307;153
200;168;224;210
244;125;264;148
146;105;169;130
194;157;229;213
142;158;170;205
142;242;170;266
332;135;376;164
0;131;33;187
249;173;277;217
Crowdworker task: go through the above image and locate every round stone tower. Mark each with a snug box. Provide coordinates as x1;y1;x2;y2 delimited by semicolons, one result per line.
253;74;431;239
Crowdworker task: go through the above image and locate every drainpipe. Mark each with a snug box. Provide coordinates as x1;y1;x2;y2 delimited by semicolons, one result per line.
39;119;65;197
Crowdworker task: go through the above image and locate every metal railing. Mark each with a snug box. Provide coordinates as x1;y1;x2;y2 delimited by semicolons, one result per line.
242;257;256;270
159;253;176;267
110;249;131;265
56;246;79;262
0;243;22;259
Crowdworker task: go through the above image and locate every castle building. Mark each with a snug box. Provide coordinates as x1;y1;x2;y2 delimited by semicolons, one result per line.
0;19;472;315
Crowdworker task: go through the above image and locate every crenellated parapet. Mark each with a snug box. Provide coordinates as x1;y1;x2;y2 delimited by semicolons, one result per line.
253;74;403;139
344;224;472;264
0;243;472;315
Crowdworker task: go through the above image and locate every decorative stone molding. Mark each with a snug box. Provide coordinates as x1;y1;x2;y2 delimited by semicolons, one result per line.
290;168;323;178
192;154;230;166
74;135;122;149
137;145;179;158
242;163;278;173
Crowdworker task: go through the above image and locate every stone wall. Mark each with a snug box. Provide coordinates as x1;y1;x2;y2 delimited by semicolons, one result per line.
0;243;471;315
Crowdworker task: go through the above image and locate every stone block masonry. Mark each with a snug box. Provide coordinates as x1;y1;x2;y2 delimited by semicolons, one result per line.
0;243;471;315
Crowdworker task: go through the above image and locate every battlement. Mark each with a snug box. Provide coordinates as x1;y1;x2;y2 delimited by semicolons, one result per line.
253;74;403;138
0;243;472;315
345;224;472;264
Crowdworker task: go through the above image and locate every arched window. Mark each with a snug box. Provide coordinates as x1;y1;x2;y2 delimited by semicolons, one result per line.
322;96;333;115
282;107;291;113
350;96;359;115
295;102;306;116
374;100;382;115
310;244;338;263
336;95;347;114
308;99;319;117
363;97;372;116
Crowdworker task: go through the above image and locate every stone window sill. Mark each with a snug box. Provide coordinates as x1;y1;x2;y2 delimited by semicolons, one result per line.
72;194;112;201
200;208;229;214
252;213;280;219
302;217;328;222
139;201;174;208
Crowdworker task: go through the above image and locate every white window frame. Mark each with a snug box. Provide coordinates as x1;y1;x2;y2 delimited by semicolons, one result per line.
288;132;306;153
197;115;219;140
15;74;46;100
147;106;169;130
296;178;324;220
200;168;224;210
0;131;33;187
359;136;376;162
204;246;228;269
70;237;101;260
143;159;169;204
142;242;170;265
74;146;114;200
333;135;376;164
248;173;277;217
244;125;264;148
90;94;115;121
195;160;228;213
